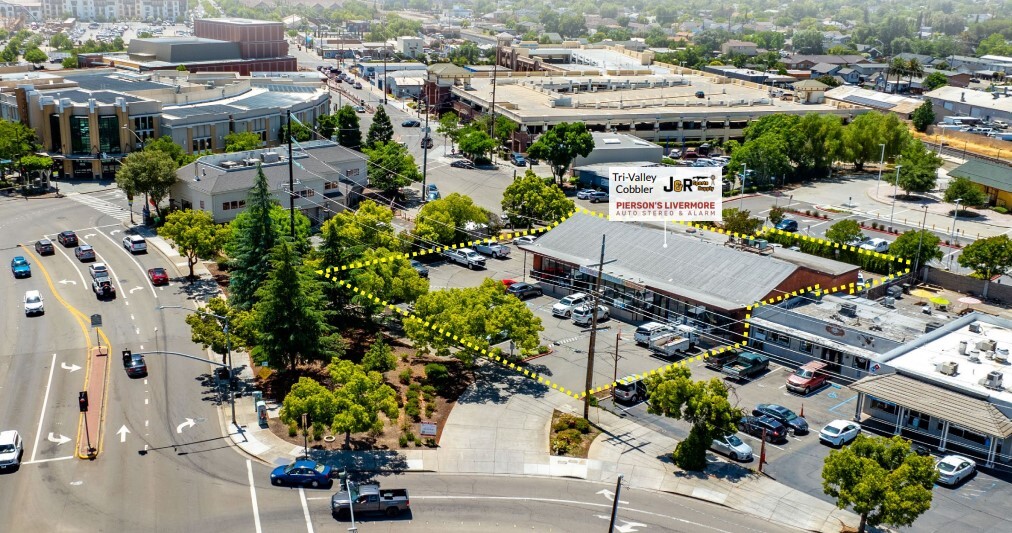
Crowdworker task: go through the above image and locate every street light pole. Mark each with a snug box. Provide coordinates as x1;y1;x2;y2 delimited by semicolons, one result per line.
421;94;430;204
948;198;961;269
607;474;625;532
889;165;902;224
738;163;748;211
913;205;928;282
876;143;885;196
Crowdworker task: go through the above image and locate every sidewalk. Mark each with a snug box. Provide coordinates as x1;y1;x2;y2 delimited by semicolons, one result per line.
220;360;859;532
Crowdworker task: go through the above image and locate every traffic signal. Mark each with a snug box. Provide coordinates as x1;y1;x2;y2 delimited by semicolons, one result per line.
122;349;132;366
79;391;89;412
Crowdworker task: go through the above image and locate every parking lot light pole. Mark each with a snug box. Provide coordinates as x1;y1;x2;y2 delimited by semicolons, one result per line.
889;165;902;224
876;143;885;196
913;205;929;281
738;163;748;211
948;198;961;270
158;305;235;429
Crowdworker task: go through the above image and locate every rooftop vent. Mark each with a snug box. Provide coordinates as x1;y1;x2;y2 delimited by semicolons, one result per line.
242;157;259;167
970;323;982;333
996;346;1010;364
840;302;858;317
260;151;280;163
220;161;239;169
925;321;944;333
979;370;1004;390
936;361;959;376
977;339;997;352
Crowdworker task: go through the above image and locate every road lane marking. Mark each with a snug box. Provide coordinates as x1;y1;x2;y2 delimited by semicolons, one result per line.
23;455;74;465
52;245;88;290
96;226;159;298
246;459;263;533
93;250;127;300
30;353;58;462
299;488;315;533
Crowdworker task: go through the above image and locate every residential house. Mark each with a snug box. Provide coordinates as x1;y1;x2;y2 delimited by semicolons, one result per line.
947;160;1012;208
809;62;843;77
721;40;758;57
836;68;861;85
784;54;868;70
822;31;851;47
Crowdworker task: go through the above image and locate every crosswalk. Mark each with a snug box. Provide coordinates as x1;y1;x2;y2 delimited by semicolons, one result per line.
66;191;132;220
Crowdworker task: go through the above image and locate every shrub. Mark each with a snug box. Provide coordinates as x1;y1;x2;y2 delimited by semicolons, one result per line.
422;384;437;395
553;429;584;455
871;221;879;229
553;413;577;432
312;423;324;441
424;438;437;447
994;206;1008;214
424;363;449;386
405;400;422;421
362;339;397;372
425;403;436;417
399;435;408;447
588;395;599;407
408;382;422;392
405;431;416;442
288;423;298;437
538;345;551;354
574;418;591;434
398;368;412;385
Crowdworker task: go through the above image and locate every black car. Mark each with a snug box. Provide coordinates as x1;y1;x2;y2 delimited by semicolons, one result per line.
507;282;543;300
450;159;475;169
752;403;809;435
57;230;78;247
401;119;421;127
124;352;147;378
34;239;54;255
409;259;429;278
738;415;788;443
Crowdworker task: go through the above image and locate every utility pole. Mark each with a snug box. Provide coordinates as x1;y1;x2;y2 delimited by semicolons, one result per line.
913;205;928;282
422;94;430;203
584;235;607;420
287;110;296;238
613;330;621;389
607;474;624;532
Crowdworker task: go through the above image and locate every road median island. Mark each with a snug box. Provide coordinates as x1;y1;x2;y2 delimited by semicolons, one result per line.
78;342;111;459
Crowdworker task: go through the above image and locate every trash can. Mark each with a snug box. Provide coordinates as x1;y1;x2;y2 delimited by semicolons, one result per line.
256;401;268;426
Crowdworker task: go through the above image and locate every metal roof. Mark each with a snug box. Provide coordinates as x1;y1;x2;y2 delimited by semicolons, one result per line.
55;89;144;104
949;159;1012;191
63;72;173;92
161;104;238;119
851;373;1012;438
521;213;799;310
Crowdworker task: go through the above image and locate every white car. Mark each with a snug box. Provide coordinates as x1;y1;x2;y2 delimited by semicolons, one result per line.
860;238;890;253
0;430;23;470
935;455;976;486
123;234;147;253
512;235;537;246
819;419;861;446
24;290;44;316
711;434;753;461
571;304;609;326
552;293;590;318
89;263;109;279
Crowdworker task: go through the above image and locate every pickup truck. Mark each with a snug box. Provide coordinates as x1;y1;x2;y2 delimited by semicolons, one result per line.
721;352;769;381
92;277;116;299
474;241;510;258
442;247;486;269
331;484;410;519
648;325;699;358
704;350;740;370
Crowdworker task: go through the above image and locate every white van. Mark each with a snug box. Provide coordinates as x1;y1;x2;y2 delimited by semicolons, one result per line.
634;322;674;346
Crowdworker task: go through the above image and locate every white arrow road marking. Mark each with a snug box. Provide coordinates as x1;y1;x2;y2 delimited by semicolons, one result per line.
129;286;143;294
47;433;71;445
116;425;130;443
596;489;629;504
614;520;648;533
84;233;96;239
110;230;121;235
58;279;77;285
61;362;81;372
176;418;196;434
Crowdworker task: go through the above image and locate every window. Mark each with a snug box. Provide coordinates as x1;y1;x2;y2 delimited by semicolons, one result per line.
905;409;930;430
199;200;204;210
345;167;361;178
800;340;814;354
324;181;340;190
869;397;897;414
70;116;91;155
949;426;987;445
221;200;247;211
98;116;120;154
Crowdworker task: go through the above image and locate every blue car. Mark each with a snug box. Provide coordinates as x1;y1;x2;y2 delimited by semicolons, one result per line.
270;459;333;488
775;219;798;232
11;256;31;278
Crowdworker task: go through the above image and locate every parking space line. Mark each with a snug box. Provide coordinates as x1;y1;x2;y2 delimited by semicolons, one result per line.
29;353;58;463
828;394;858;413
246;459;263;533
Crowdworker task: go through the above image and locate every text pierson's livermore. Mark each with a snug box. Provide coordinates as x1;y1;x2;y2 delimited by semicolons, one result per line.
608;167;722;222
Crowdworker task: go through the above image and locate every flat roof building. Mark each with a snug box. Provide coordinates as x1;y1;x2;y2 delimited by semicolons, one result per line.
924;86;1012;124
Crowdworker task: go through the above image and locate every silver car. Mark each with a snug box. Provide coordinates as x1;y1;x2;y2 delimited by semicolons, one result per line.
711;434;753;461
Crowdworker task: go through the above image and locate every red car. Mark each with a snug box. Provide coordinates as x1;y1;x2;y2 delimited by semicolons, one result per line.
147;267;169;285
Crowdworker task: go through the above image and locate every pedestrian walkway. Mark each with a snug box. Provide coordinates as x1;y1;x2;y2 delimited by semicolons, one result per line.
66;190;132;221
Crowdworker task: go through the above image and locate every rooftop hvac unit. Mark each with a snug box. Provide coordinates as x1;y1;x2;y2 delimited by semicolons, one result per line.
936;361;958;376
925;321;944;333
887;286;903;298
977;339;997;352
839;303;858;317
883;296;895;308
755;239;768;250
959;340;968;355
968;350;981;363
979;370;1004;390
242;157;259;167
969;323;982;333
260;151;280;164
220;161;239;169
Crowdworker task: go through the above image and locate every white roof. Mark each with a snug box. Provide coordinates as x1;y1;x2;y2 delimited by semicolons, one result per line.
925;86;1012;114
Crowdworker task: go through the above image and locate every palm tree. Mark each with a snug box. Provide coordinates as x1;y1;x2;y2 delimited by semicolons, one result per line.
888;57;907;94
906;59;924;93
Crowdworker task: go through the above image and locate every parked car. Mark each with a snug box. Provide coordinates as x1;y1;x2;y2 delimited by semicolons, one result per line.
613;378;647;404
353;105;366;113
354;82;362;89
775;219;798;232
147;267;169;285
552;292;590;318
576;189;596;200
122;235;147;253
442;248;486;269
634;322;675;346
935;455;976;486
589;191;609;203
752;404;809;434
425;183;440;201
571;304;609;326
10;256;31;278
474;241;510;258
271;459;334;488
401;119;421;127
711;434;753;461
57;230;78;247
786;361;829;395
0;430;23;470
506;282;543;300
721;352;769;381
695;90;706;98
409;259;429;278
74;245;96;262
34;239;54;255
450;159;475;169
860;238;890;253
738;415;788;443
512;235;537;246
331;483;409;519
819;419;861;446
509;152;526;166
23;290;44;316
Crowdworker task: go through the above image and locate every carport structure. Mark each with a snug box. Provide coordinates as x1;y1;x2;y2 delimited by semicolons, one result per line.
851;373;1012;468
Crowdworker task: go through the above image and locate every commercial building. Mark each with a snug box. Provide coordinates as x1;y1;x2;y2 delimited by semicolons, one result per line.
572;132;663;188
395;36;424;59
0;0;41;22
824;86;925;118
720;40;758;56
947;159;1012;208
40;0;185;21
923;86;1012;124
169;140;366;224
851;313;1012;467
518;213;858;338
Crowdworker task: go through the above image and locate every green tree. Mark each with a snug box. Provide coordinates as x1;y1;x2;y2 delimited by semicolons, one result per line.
841;112;887;171
227;165;281;309
144;135;197;167
977;33;1012;56
822;435;938;533
887;141;941;196
279;118;312;143
405;278;544;364
349;247;429;313
826;219;864;244
364;141;420;197
0;119;40;167
365;105;394;148
911;101;936;133
328;359;399;446
224;131;264;153
793;30;824;54
436;111;461;151
160;209;222;279
362;338;396;373
922;71;949;91
889;229;943;273
796;114;844;172
19;154;53;186
958;235;1012;281
646;365;742;471
767;205;786;225
888;57;907;93
317;113;339;141
944;177;987;208
527;122;595;186
501;170;575;228
448;41;482;65
729;133;792;187
414;193;488;245
49;33;73;50
456;127;497;162
184;296;256;362
252;241;329;370
279;377;338;439
62;56;78;69
23;47;47;64
114;150;177;219
335;105;362;150
721;208;763;236
815;74;841;87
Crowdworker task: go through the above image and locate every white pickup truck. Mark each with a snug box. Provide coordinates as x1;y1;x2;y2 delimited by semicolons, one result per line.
648;325;699;358
474;241;510;258
442;248;486;269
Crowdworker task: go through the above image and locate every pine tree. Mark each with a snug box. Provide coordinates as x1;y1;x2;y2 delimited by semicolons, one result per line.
366;105;395;148
227;164;280;309
336;105;362;150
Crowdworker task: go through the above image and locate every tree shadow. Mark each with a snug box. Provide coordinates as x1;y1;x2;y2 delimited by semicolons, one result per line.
454;359;549;405
306;448;411;474
672;459;757;483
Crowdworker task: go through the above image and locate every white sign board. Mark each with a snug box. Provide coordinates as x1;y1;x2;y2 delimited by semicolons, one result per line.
608;166;722;222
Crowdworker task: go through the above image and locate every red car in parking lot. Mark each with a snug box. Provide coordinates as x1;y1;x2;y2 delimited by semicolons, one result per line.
147;268;169;286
